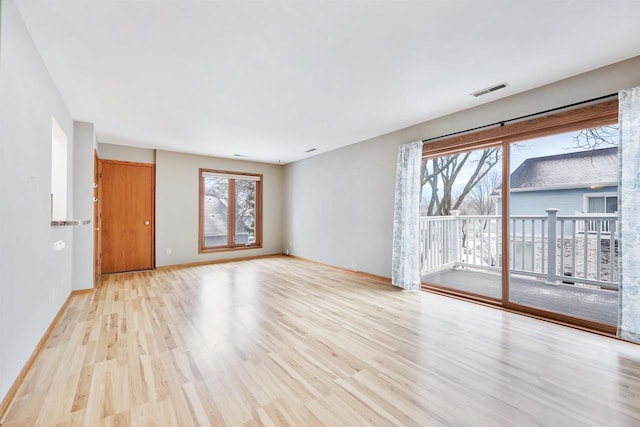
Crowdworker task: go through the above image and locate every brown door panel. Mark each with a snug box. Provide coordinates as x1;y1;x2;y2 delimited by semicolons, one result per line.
101;161;154;273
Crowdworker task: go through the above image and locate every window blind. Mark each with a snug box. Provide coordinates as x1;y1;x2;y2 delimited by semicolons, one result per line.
202;171;261;181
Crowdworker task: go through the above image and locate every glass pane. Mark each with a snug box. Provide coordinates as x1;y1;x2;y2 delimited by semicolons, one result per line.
606;196;618;213
588;197;605;213
203;176;228;246
508;125;619;326
420;146;503;299
235;180;256;245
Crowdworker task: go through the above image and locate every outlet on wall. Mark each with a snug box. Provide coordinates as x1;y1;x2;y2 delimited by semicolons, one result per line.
166;248;172;255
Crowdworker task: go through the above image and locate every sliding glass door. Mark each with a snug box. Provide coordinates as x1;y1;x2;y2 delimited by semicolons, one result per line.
420;145;503;300
507;126;619;326
420;100;620;332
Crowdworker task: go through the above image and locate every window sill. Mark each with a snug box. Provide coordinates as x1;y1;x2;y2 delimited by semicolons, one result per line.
199;244;262;254
51;219;91;227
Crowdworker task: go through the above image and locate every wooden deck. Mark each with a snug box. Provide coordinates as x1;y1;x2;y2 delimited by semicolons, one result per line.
422;268;618;325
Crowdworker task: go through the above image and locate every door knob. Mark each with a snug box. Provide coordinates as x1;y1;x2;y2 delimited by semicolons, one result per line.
144;221;150;225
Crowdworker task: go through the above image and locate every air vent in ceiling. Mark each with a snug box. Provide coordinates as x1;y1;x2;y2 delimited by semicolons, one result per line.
305;148;317;153
233;153;248;157
471;82;509;97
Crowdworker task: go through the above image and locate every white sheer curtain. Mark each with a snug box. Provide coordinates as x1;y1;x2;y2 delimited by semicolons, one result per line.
392;141;423;290
618;86;640;343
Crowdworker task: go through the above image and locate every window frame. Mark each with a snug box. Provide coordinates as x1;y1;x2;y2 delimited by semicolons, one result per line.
422;100;618;158
198;168;263;253
583;192;618;214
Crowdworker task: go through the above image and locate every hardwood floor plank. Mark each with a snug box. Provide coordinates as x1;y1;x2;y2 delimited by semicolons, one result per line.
2;257;640;426
204;372;251;426
192;380;226;426
181;381;212;427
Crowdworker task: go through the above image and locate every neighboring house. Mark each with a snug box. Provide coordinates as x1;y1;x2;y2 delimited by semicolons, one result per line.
204;196;229;245
495;147;618;217
204;195;254;245
490;147;619;272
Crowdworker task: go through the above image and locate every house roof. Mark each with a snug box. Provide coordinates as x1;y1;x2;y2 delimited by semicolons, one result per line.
204;196;228;236
204;195;252;236
509;146;618;191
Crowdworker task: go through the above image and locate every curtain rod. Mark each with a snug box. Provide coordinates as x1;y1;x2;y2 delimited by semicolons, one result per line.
421;92;618;143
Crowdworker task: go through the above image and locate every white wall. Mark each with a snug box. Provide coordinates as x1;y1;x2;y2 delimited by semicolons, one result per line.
0;0;75;401
155;150;284;266
98;142;156;164
72;121;96;290
284;56;640;279
284;134;406;277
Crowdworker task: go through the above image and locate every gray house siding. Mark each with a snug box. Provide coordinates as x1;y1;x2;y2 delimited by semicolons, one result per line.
499;186;617;216
496;185;617;235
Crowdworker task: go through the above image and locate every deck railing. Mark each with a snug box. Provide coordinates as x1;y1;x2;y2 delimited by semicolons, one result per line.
419;210;619;290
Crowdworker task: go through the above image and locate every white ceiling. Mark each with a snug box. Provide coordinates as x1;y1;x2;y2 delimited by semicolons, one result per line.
13;0;640;164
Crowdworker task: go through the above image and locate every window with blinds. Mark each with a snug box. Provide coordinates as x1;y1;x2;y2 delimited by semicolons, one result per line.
587;194;618;214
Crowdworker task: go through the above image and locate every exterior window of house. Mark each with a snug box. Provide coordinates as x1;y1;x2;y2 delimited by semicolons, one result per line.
199;169;262;252
587;194;618;213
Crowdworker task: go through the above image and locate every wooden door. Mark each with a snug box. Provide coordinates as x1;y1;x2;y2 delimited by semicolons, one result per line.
93;151;101;284
101;160;155;273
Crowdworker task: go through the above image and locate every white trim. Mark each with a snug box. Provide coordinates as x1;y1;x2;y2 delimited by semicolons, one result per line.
583;192;618;213
492;182;617;197
510;182;617;193
202;171;261;181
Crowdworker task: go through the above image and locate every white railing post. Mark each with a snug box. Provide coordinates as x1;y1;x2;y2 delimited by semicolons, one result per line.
419;218;425;273
546;208;559;284
451;210;461;265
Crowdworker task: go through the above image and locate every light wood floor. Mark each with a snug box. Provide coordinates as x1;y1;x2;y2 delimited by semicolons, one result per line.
3;256;640;426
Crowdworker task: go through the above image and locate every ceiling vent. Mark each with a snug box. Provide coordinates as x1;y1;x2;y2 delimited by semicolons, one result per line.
305;148;317;153
471;82;509;97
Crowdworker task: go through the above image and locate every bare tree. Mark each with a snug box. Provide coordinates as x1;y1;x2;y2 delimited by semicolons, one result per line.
572;125;618;150
421;147;501;216
204;177;228;201
469;170;501;216
235;180;256;235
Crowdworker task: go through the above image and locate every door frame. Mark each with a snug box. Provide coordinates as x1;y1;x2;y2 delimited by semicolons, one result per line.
94;150;102;286
98;158;156;273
